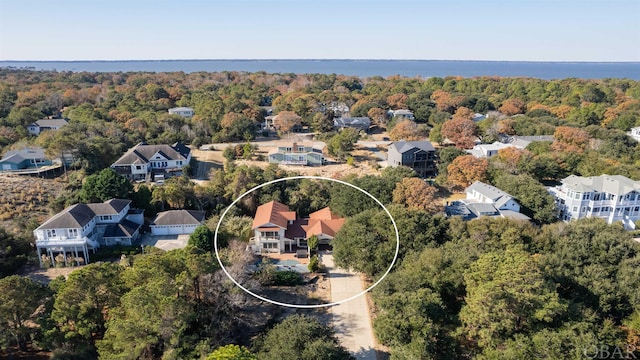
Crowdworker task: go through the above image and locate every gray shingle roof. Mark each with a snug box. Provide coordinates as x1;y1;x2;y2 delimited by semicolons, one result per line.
112;142;190;166
38;204;95;229
562;174;640;196
1;147;47;163
103;219;141;238
389;140;435;154
334;117;371;127
466;181;515;209
37;199;132;230
151;210;206;226
86;199;131;215
33;119;68;127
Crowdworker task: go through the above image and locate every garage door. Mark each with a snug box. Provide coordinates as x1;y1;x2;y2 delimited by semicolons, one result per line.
151;226;169;236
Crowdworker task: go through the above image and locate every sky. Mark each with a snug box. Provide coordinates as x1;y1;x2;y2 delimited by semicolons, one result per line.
0;0;639;62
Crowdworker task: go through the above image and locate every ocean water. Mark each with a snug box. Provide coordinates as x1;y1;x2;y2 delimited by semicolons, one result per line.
1;60;639;80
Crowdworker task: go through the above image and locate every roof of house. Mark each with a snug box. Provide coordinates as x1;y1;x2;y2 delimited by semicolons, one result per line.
252;201;296;229
389;140;435;154
86;199;132;215
32;119;68;127
309;207;341;220
392;109;414;116
112;142;190;166
466;202;500;217
562;174;640;196
37;204;96;230
103;219;141;238
168;107;194;112
466;181;515;209
303;218;345;239
334;117;371;127
36;199;133;230
151;210;206;226
0;147;47;164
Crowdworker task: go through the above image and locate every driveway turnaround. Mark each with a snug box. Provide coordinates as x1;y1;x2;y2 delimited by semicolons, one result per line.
323;254;377;360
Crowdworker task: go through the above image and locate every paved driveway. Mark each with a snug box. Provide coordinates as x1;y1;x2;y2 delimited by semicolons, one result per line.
323;254;377;360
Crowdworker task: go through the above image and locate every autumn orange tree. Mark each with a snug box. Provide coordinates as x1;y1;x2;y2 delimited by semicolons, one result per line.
273;111;301;135
441;117;477;149
389;119;425;141
552;126;590;153
392;177;440;213
447;155;488;189
368;107;388;127
499;98;526;116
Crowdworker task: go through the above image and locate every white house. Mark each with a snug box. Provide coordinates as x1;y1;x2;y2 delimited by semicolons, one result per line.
110;142;191;181
150;210;206;236
446;181;530;221
388;109;415;121
628;127;640;142
34;199;142;267
27;118;68;135
168;107;195;118
268;142;324;166
466;142;515;158
549;174;640;230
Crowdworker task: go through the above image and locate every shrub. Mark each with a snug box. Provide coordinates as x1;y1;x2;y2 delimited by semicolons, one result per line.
273;271;304;286
308;255;320;272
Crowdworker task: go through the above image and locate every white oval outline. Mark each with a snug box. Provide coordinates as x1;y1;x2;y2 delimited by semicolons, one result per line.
214;175;400;308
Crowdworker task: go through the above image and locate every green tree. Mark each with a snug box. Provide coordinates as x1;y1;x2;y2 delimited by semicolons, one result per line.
189;225;214;252
327;128;359;160
492;173;557;223
458;247;566;348
79;167;133;203
48;263;126;356
0;228;31;277
332;208;395;276
0;275;51;351
207;344;256;360
253;315;351;360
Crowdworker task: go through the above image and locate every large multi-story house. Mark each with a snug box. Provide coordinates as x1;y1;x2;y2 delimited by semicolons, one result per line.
250;201;345;254
549;174;640;229
27;118;68;136
34;199;143;267
387;140;437;177
110;142;191;182
268;142;324;166
446;181;530;221
168;107;195;118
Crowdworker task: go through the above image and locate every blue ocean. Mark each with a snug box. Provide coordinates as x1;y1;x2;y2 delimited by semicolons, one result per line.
1;60;639;80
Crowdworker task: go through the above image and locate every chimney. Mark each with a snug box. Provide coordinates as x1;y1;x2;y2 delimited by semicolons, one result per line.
292;142;297;152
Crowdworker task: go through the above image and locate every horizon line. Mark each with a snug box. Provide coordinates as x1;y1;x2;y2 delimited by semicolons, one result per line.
1;58;639;64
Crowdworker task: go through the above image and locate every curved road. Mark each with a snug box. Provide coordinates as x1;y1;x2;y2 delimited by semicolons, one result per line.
322;253;377;360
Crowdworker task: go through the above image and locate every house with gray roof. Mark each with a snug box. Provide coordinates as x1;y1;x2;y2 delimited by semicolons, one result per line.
150;210;206;236
34;199;143;267
500;135;554;149
387;140;436;177
333;117;371;132
549;174;640;229
168;107;194;118
27;118;68;135
111;142;191;182
388;109;415;121
466;142;515;158
0;147;52;171
446;181;530;221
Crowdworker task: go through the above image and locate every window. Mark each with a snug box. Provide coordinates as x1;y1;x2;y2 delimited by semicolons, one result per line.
594;193;601;201
262;243;278;249
594;207;600;213
46;229;57;238
572;206;578;212
135;165;142;170
583;193;590;200
574;192;581;200
297;147;304;152
177;161;182;166
68;228;78;237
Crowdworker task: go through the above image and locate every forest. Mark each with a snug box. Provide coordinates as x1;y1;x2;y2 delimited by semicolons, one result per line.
0;69;640;359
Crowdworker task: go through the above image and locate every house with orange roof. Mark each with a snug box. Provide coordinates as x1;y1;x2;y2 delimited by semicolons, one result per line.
251;200;345;253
